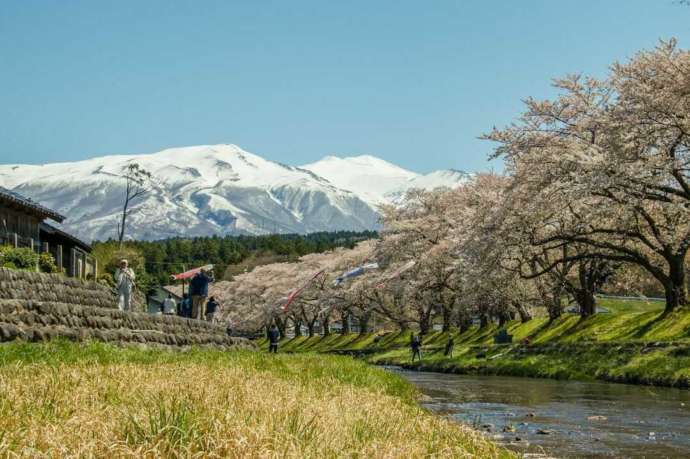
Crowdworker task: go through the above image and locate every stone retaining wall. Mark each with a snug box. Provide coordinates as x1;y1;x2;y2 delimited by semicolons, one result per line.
0;299;253;349
0;268;254;350
0;268;117;309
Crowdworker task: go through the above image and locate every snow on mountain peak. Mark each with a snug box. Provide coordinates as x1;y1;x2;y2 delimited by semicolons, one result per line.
0;145;468;241
301;154;466;205
301;154;419;205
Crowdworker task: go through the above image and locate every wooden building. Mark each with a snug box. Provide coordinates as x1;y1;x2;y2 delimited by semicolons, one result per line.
0;186;96;278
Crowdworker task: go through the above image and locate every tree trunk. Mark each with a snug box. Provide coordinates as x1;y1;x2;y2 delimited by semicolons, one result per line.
275;317;287;339
457;316;471;333
118;183;131;248
497;314;507;327
664;257;687;314
358;315;370;335
576;289;596;318
574;261;597;318
293;319;302;337
340;314;351;335
441;306;452;332
419;313;431;335
479;314;489;328
307;321;315;337
547;287;563;321
322;315;330;336
513;302;532;323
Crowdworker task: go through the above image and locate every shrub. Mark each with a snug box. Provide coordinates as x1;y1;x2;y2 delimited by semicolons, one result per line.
38;252;58;273
0;246;59;273
0;246;39;271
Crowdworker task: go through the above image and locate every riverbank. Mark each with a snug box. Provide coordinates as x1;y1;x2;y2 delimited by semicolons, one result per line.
263;308;690;388
0;340;510;458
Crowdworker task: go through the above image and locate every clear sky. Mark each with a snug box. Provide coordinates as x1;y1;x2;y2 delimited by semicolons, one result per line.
1;1;689;173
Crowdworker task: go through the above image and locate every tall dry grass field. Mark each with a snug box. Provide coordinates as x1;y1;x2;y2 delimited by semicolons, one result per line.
0;341;511;458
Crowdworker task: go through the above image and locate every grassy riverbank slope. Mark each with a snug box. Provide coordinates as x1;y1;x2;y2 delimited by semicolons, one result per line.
0;341;510;458
264;306;690;388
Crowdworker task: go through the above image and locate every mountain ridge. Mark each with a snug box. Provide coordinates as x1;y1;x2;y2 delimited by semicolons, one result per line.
0;144;468;241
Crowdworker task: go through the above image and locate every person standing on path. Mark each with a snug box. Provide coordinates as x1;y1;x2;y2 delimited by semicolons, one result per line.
444;335;454;358
114;259;136;311
267;324;280;353
190;269;213;320
411;333;422;362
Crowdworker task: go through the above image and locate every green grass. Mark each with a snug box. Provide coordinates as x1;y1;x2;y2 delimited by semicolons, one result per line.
0;340;416;401
269;309;690;388
596;296;665;314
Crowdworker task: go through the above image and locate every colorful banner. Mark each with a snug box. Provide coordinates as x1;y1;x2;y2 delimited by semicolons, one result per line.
171;264;214;280
281;269;325;311
333;262;380;286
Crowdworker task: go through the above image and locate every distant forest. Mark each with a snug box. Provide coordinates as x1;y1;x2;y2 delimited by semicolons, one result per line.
93;231;378;290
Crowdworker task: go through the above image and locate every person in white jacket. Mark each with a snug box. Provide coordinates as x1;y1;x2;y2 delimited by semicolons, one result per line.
162;293;177;315
114;259;136;311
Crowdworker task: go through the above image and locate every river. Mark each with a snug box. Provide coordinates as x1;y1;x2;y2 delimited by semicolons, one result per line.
392;368;690;458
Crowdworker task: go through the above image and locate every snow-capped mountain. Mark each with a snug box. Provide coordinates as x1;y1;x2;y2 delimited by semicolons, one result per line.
303;156;470;205
301;155;419;205
0;144;467;241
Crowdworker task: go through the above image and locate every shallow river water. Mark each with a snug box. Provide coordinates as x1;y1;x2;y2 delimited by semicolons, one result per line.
393;369;690;458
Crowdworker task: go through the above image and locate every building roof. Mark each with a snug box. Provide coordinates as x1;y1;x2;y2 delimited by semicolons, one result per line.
39;222;92;252
161;285;183;299
0;186;65;223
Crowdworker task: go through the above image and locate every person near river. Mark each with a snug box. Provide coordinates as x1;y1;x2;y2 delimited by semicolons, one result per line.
444;335;454;357
411;333;422;362
114;259;136;311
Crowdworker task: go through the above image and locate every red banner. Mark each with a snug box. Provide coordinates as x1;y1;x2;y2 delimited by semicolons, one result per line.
171;264;214;280
281;270;325;311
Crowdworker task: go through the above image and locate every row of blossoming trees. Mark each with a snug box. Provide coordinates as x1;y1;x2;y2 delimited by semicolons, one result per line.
216;40;689;336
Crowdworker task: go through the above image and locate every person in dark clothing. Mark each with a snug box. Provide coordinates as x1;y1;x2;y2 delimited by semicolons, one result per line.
179;293;192;318
205;296;218;322
267;324;280;353
444;335;454;357
411;334;422;362
190;269;213;320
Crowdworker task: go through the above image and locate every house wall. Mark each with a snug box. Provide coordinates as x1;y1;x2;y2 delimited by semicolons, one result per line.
0;206;40;245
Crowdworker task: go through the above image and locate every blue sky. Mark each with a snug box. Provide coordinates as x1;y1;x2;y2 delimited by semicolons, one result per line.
1;1;689;173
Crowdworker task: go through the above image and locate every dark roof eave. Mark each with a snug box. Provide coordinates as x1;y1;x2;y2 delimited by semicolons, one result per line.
39;222;92;252
0;187;65;222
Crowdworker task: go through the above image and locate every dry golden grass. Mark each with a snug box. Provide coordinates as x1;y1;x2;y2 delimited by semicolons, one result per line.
0;342;511;458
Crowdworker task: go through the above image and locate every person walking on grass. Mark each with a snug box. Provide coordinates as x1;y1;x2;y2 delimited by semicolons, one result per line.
205;296;218;322
114;259;136;312
190;268;213;320
411;333;422;362
444;335;454;358
267;324;280;354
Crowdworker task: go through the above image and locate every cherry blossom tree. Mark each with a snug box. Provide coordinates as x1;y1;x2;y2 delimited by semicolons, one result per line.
485;40;690;313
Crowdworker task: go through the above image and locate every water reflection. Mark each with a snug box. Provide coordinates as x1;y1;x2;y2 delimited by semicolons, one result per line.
395;369;690;458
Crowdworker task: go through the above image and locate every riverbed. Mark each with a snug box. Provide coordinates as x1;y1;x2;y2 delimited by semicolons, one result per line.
393;369;690;458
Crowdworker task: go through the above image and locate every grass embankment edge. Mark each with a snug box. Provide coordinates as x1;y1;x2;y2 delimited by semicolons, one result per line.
261;308;690;388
